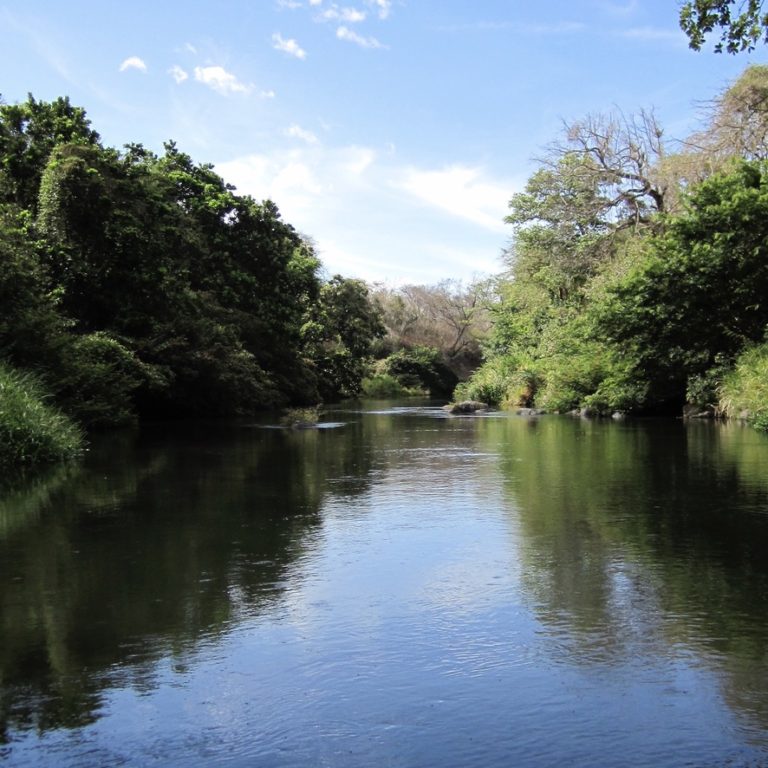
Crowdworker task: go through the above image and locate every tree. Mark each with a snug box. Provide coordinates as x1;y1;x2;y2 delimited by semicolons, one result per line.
302;276;385;401
502;110;669;305
383;346;458;397
686;64;768;163
680;1;768;53
372;279;491;378
0;95;99;211
597;161;768;408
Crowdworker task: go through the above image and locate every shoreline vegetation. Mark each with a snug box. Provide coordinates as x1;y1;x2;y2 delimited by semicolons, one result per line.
455;64;768;435
3;64;768;470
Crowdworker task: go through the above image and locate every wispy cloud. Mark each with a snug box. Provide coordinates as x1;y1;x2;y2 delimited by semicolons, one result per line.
621;26;686;44
521;21;586;35
320;5;367;23
261;89;277;99
439;19;585;34
336;25;385;48
272;32;307;58
215;145;509;284
598;0;639;16
368;0;391;19
396;165;512;233
286;124;320;144
194;65;251;94
169;65;189;84
119;56;147;73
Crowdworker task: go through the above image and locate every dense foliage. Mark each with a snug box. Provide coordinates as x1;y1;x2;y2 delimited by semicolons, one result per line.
460;66;768;430
0;95;384;464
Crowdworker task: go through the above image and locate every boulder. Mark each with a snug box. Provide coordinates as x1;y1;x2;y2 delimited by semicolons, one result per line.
517;407;546;417
443;400;489;414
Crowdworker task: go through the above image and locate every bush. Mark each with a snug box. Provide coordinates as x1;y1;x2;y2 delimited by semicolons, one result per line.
383;346;458;398
455;356;536;407
719;342;768;431
361;373;422;398
0;362;83;467
55;332;146;427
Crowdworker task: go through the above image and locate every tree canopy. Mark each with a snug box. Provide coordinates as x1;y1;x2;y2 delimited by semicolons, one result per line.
0;95;385;435
680;0;768;53
458;64;768;428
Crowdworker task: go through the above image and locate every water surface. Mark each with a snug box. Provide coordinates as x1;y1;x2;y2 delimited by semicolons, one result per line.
2;405;768;767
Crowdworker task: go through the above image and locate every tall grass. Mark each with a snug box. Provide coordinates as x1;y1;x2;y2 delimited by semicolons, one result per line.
719;342;768;432
0;362;84;467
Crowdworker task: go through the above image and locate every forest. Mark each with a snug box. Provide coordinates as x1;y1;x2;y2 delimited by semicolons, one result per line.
458;63;768;432
2;62;768;470
0;95;390;467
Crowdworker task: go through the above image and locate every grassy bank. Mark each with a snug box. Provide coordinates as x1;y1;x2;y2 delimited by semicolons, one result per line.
719;343;768;432
0;362;84;468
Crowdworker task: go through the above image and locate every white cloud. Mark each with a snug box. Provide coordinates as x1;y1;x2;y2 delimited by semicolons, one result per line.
342;146;376;175
184;42;198;54
286;124;320;144
272;32;307;59
169;65;188;84
336;25;384;48
214;145;512;284
260;89;277;99
119;56;147;73
193;65;251;95
216;151;325;220
396;165;512;233
309;0;323;5
320;5;367;22
277;0;302;7
368;0;391;19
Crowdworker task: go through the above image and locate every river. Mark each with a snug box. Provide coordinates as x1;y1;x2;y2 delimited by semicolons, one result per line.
1;403;768;767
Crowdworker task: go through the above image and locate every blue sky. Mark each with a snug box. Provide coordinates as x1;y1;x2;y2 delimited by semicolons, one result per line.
1;1;765;284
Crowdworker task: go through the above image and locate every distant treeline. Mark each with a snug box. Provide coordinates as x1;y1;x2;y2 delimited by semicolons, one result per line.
457;65;768;432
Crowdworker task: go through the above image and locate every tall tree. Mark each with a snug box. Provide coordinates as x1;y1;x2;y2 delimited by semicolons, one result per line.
0;95;99;211
597;161;768;408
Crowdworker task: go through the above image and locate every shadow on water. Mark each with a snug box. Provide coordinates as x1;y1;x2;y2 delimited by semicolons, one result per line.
476;415;768;738
0;416;377;739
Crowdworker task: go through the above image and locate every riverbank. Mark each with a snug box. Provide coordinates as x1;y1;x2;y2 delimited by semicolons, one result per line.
0;362;83;469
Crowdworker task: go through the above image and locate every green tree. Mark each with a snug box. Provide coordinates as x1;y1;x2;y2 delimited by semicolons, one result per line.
303;276;385;401
383;346;458;398
597;161;768;409
680;0;768;52
0;95;99;212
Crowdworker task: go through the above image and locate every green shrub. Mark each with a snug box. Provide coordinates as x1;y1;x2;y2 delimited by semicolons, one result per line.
455;356;536;407
0;362;83;467
384;346;458;398
55;332;145;427
719;342;768;431
361;373;422;398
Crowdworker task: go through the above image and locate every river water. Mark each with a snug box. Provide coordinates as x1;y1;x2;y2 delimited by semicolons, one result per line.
1;403;768;767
